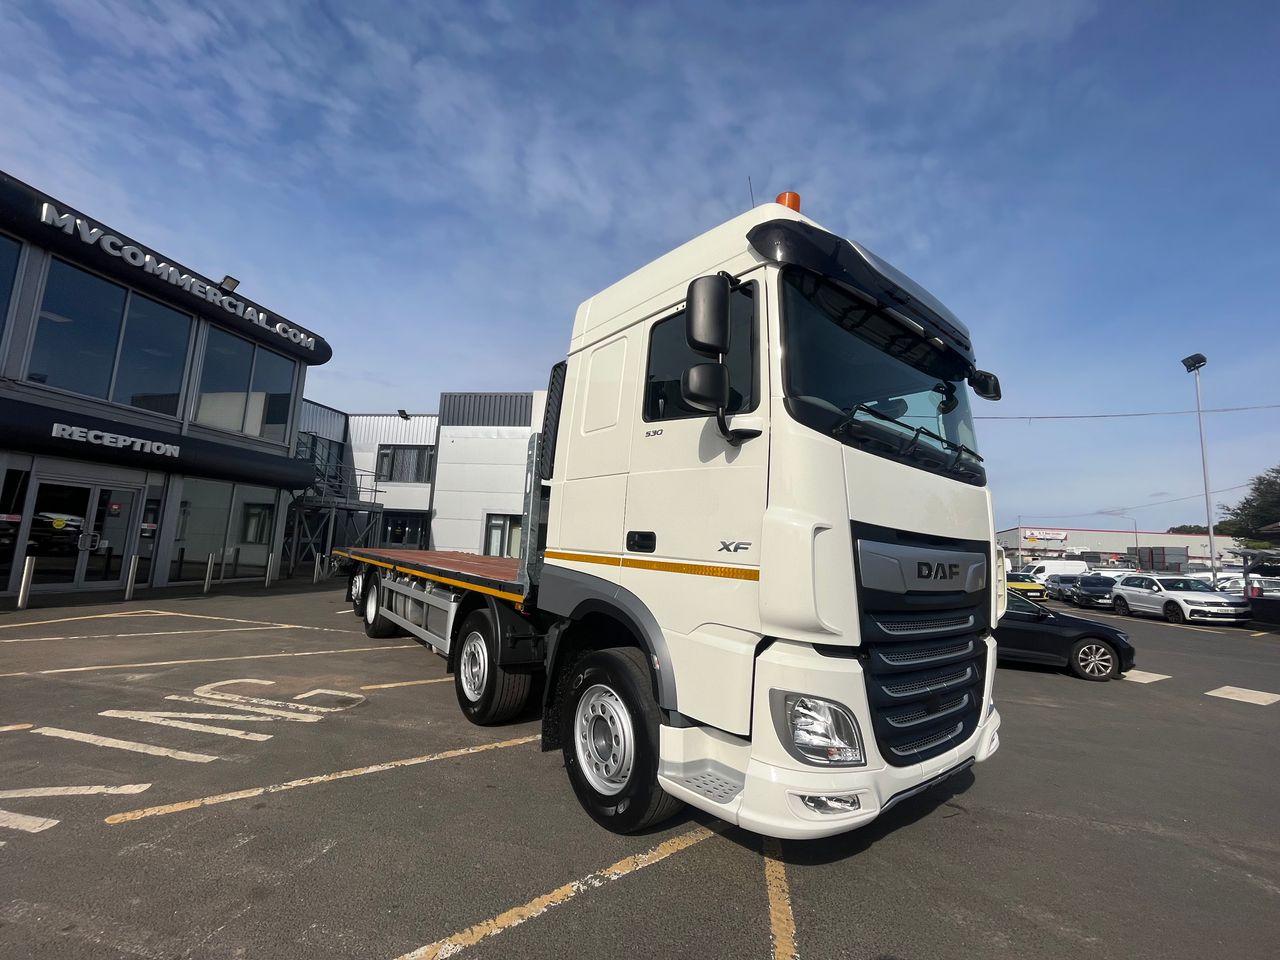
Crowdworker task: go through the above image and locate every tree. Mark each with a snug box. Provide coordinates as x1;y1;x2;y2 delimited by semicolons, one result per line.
1166;524;1208;534
1218;465;1280;542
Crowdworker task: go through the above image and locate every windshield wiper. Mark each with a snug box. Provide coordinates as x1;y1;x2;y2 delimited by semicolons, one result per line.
831;404;983;464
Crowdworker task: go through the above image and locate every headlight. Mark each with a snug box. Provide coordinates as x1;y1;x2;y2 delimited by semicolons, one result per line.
1115;633;1128;643
771;692;866;766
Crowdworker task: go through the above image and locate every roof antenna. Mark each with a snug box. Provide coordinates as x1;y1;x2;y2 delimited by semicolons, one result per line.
747;175;756;209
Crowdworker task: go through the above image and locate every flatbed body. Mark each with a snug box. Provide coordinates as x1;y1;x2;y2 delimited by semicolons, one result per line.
333;547;527;603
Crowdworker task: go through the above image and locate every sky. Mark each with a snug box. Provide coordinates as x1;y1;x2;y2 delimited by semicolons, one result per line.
1;0;1277;532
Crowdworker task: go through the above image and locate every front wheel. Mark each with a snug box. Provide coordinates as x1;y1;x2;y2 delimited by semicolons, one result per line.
1070;638;1119;681
453;609;532;724
1113;596;1131;617
1164;602;1186;625
561;647;683;834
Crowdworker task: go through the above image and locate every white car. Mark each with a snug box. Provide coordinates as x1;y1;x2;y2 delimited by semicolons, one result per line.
1111;575;1251;625
1216;576;1280;596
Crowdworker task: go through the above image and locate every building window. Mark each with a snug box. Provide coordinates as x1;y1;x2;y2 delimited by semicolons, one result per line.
28;259;128;399
382;512;429;548
110;294;193;416
195;329;296;440
0;233;20;340
169;477;279;581
0;468;31;587
643;282;756;421
375;445;435;483
27;259;194;416
484;513;522;558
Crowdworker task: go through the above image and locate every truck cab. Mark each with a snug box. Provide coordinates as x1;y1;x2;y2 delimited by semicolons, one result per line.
537;197;1004;838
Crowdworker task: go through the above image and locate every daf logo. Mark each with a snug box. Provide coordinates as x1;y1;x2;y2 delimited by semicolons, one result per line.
917;561;961;581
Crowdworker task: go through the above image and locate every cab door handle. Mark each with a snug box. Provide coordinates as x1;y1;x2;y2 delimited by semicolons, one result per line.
626;531;656;553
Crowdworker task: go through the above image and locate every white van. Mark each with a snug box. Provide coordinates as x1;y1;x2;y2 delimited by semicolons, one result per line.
1020;560;1090;582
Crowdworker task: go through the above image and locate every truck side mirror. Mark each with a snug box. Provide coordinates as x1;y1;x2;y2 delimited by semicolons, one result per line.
680;362;729;413
686;275;731;356
969;369;1002;401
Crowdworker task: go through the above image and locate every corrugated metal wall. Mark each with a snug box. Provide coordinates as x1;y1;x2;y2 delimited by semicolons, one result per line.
439;392;533;427
299;399;348;442
348;413;440;447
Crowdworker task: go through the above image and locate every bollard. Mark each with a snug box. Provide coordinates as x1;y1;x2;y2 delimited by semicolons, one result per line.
312;553;323;584
16;556;36;610
123;554;140;602
203;553;216;594
263;552;274;589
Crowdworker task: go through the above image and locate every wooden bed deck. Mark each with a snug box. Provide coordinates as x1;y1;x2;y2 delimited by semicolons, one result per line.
335;547;525;601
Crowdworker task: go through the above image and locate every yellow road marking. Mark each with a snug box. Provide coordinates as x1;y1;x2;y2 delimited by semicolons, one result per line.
105;735;540;824
0;644;417;679
0;723;34;733
360;678;451;690
0;611;163;631
763;837;798;960
394;825;717;959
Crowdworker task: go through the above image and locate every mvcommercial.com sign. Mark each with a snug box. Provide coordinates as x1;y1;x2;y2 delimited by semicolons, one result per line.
39;202;316;352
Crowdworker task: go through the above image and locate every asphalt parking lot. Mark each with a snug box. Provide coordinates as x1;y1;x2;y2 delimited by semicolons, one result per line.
2;587;1278;960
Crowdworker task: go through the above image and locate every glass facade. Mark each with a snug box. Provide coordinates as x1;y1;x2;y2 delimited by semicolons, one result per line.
111;294;192;416
29;259;128;398
0;468;31;585
0;233;20;338
196;328;295;441
168;477;279;582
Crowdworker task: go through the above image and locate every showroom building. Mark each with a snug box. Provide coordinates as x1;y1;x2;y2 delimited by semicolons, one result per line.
0;170;331;598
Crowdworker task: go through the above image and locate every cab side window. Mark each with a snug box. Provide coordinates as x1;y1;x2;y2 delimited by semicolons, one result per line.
643;283;757;421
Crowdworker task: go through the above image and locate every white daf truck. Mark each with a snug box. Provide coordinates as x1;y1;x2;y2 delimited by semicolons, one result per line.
334;193;1006;839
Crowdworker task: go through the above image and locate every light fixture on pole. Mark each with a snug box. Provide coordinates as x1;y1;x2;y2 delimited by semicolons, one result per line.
1103;511;1141;570
1180;353;1218;584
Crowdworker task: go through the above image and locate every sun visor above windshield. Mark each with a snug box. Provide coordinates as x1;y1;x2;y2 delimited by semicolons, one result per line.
746;219;975;365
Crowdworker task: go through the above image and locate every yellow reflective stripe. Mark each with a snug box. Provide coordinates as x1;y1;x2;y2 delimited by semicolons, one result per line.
543;550;622;567
545;550;758;582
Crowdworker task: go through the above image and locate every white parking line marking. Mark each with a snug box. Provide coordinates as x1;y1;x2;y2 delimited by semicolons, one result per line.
1205;686;1280;706
393;825;717;960
1123;671;1171;684
0;611;162;631
0;723;34;733
0;784;150;834
105;735;540;823
98;711;274;741
0;644;416;678
763;837;798;960
360;678;451;690
28;727;220;763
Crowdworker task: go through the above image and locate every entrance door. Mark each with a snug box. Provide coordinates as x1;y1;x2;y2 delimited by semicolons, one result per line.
26;480;142;589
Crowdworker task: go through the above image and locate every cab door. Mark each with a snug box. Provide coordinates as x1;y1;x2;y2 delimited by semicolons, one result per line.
620;276;768;734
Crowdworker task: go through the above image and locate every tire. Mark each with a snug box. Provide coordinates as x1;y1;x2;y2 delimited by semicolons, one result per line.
1164;602;1186;625
348;570;364;614
1070;638;1119;681
361;574;402;639
1113;596;1131;617
453;609;533;725
561;647;683;834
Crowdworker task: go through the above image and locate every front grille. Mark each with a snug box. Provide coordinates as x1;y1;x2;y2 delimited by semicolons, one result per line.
874;613;975;636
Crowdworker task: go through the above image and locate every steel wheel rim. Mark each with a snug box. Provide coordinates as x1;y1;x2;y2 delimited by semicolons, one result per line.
365;583;377;624
1079;643;1113;677
574;684;634;796
459;631;488;703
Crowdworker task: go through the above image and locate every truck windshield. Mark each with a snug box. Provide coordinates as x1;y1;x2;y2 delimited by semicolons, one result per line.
780;268;983;484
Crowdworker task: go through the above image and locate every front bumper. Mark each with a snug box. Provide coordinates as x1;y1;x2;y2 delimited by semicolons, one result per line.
658;637;1001;840
1186;606;1250;621
1074;594;1113;606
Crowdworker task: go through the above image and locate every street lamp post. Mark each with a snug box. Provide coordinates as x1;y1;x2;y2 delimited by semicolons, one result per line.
1180;353;1218;585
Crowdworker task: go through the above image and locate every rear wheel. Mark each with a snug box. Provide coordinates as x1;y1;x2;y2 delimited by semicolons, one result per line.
1113;596;1131;617
1164;602;1186;625
361;575;401;639
1070;638;1119;681
561;647;682;834
348;570;364;614
453;609;533;724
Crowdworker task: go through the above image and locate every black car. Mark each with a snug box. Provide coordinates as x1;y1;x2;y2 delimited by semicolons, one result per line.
1044;574;1081;600
996;590;1136;680
1068;574;1116;608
